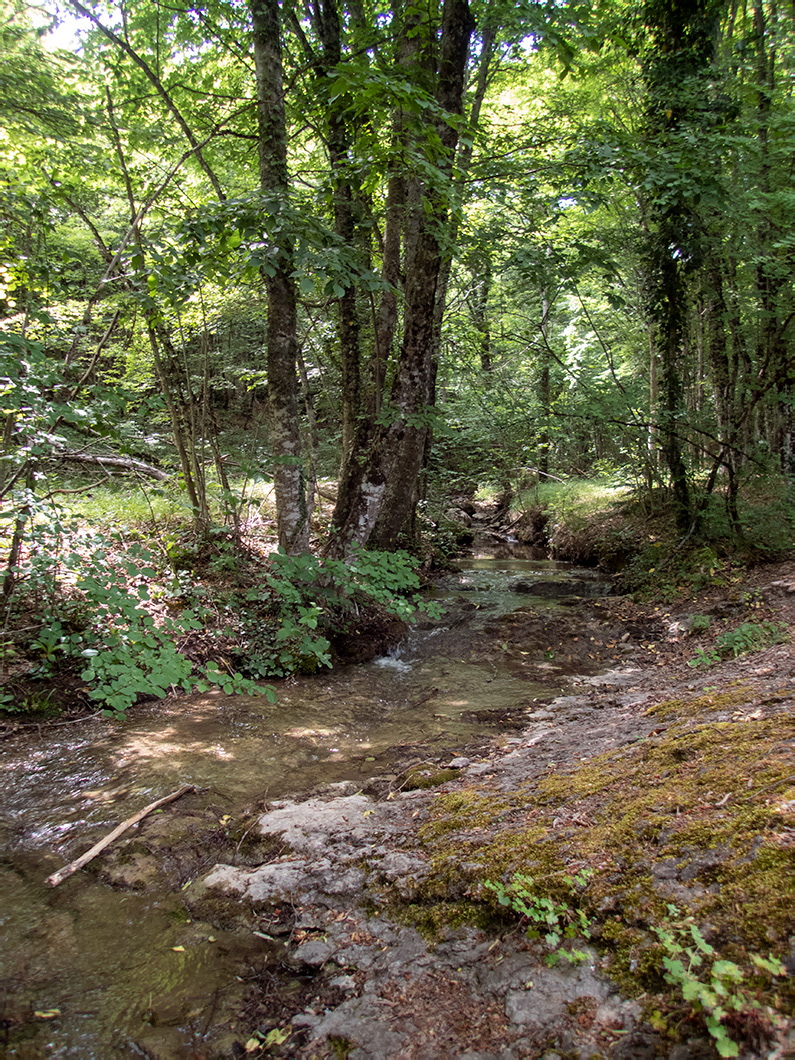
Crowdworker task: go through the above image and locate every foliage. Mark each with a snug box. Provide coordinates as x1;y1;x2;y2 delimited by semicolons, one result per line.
1;504;270;718
236;547;442;679
483;869;594;966
688;621;786;668
653;906;786;1058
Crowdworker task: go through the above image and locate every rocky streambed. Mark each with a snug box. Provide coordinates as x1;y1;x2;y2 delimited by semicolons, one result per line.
2;556;794;1058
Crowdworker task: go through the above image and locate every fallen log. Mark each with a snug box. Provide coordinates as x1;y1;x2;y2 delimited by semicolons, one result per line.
46;784;195;887
52;450;170;481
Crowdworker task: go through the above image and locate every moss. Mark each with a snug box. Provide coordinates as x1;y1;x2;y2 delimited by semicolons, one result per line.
418;788;510;840
393;899;493;941
645;698;688;719
328;1036;356;1059
402;767;461;791
384;707;793;1032
645;687;753;720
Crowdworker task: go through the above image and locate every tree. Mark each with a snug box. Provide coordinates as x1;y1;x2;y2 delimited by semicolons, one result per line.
251;0;310;553
327;0;475;554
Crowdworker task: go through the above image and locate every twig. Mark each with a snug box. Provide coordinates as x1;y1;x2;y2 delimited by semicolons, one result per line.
0;710;105;739
743;774;795;802
46;784;195;886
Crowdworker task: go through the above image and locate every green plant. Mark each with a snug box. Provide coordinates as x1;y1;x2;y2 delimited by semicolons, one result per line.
484;869;594;966
235;546;443;679
0;688;19;713
687;647;721;668
688;621;786;668
714;621;785;658
653;907;786;1058
6;510;271;719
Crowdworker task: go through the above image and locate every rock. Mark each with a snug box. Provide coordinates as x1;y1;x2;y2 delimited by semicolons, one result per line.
329;974;357;990
595;997;641;1030
202;859;310;902
444;507;473;527
307;995;410;1058
256;794;379;856
504;960;611;1028
611;1032;660;1059
293;937;337;967
292;1011;321;1028
375;851;429;889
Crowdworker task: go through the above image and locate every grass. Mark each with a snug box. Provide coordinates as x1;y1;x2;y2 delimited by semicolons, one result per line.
514;476;631;521
49;473;280;535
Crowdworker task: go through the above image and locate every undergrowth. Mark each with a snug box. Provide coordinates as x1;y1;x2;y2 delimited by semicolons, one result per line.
0;491;438;718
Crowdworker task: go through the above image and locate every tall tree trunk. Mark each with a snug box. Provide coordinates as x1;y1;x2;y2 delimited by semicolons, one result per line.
330;4;419;539
369;0;474;549
641;0;724;530
538;284;551;475
752;0;789;471
251;0;309;553
704;259;741;531
327;0;474;556
313;0;363;477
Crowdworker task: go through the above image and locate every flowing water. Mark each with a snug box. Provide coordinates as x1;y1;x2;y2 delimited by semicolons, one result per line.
0;549;597;1058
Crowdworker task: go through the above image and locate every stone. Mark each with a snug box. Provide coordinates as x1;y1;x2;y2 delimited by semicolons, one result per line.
294;937;337;966
504;961;611;1028
308;995;410;1058
202;859;309;902
257;795;379;856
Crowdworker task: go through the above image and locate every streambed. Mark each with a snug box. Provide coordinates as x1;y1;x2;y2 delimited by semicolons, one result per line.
0;549;610;1058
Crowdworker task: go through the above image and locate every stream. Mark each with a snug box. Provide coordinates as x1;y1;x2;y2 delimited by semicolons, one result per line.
0;548;606;1059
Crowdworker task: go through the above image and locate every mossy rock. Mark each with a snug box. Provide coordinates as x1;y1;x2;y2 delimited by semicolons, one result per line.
402;767;461;791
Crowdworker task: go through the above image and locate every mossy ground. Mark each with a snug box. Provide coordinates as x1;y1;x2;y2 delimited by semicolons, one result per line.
391;677;794;1053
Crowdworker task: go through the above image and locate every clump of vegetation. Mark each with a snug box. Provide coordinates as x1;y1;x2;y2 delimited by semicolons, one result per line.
0;508;268;719
688;620;786;668
652;907;786;1058
0;483;440;719
483;869;594;967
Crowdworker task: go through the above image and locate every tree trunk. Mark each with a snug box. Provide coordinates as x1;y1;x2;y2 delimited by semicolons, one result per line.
329;6;419;541
640;0;724;531
327;0;474;555
251;0;309;553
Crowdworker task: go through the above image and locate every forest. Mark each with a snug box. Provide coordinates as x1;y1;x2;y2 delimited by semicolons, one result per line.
1;2;794;1056
1;0;794;713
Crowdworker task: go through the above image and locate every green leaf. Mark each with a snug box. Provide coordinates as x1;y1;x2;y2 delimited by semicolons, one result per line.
714;1037;739;1057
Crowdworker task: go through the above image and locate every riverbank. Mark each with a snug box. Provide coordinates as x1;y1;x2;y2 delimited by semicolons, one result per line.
1;555;792;1059
192;560;795;1059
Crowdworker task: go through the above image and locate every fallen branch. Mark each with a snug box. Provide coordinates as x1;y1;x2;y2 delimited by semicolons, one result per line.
46;784;195;886
54;450;170;480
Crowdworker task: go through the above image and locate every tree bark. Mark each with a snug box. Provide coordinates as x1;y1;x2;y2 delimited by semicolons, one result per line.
251;0;309;553
368;0;475;549
330;4;421;541
325;0;474;556
641;0;723;530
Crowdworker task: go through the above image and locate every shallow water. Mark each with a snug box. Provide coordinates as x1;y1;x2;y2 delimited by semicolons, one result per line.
0;551;588;1058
